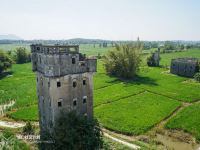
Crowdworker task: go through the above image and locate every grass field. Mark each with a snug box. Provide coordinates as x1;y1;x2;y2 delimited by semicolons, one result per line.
160;49;200;66
166;103;200;142
95;92;180;135
7;105;38;121
0;63;37;107
1;48;200;139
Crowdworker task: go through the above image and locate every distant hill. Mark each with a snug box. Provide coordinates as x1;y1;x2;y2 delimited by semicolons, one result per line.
0;34;23;40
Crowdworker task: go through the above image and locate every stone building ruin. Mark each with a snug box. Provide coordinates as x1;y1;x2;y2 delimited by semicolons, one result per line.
31;44;97;134
170;58;199;77
147;48;160;67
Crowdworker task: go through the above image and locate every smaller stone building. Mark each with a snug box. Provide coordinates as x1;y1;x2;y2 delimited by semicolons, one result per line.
147;48;160;67
170;58;199;77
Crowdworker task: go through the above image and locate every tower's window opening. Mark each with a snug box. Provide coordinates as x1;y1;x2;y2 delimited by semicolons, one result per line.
73;100;77;106
57;81;61;87
40;77;43;86
58;101;62;107
73;81;77;88
83;79;86;85
72;58;76;64
37;47;40;50
83;97;87;104
48;82;50;88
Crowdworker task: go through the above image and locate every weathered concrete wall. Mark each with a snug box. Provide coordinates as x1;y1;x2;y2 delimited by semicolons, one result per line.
170;58;199;77
31;44;96;134
31;52;97;77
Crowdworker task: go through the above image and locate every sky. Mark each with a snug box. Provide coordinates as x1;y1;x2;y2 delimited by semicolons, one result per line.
0;0;200;41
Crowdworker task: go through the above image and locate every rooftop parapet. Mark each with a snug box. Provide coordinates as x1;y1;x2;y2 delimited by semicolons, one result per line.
31;44;79;54
171;58;198;64
31;44;97;77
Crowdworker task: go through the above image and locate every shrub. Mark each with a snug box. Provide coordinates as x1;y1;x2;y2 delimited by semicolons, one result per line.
40;111;103;150
104;42;142;79
15;47;31;64
0;50;12;73
194;73;200;82
22;121;35;135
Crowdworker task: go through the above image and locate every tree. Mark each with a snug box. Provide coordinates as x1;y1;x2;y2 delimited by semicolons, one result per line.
104;41;142;79
163;41;176;51
0;50;12;73
39;111;103;150
15;47;31;64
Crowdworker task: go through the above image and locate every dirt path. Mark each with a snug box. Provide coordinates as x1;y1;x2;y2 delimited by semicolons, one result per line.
0;120;25;128
104;132;140;149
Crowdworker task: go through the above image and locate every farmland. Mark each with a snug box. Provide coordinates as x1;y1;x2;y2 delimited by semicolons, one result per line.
95;92;180;134
0;47;200;146
166;103;200;142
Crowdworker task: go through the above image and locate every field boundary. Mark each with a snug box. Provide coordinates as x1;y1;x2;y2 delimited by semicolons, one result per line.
94;90;146;108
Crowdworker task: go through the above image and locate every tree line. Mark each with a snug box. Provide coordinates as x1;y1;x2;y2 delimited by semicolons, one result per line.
0;47;31;74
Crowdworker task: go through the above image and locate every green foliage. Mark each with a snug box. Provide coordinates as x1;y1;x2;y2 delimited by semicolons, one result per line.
40;111;103;150
22;121;35;135
15;47;31;64
147;53;160;67
194;73;200;82
95;92;180;135
166;103;200;142
163;41;176;51
104;42;142;78
0;50;12;73
0;130;31;150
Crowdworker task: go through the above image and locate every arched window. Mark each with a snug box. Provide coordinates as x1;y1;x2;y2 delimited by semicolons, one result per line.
72;57;76;64
83;96;87;104
58;99;63;107
73;98;77;107
83;79;86;85
73;81;77;88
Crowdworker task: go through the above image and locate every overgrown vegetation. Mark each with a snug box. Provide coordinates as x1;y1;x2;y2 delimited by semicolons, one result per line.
104;42;142;78
0;50;12;73
22;121;35;135
194;73;200;82
40;111;103;150
15;47;31;64
0;130;31;150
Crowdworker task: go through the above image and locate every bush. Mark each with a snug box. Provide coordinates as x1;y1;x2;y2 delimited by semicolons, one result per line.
194;73;200;82
22;121;35;135
15;47;31;64
40;111;103;150
104;42;142;79
0;50;12;73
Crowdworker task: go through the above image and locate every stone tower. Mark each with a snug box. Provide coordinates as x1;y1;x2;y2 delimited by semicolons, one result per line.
31;44;97;134
147;48;160;67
